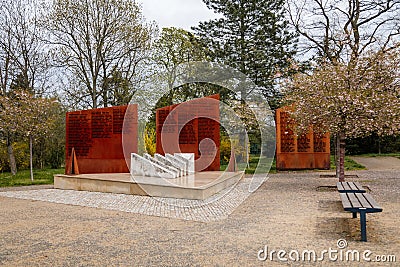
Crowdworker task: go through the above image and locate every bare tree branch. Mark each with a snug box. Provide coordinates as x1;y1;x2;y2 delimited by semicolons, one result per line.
287;0;400;64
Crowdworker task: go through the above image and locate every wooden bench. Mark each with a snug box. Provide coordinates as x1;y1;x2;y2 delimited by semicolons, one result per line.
337;182;366;193
339;193;383;241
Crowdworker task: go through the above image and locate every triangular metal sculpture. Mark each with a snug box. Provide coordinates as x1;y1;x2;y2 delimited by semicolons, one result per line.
226;146;237;172
66;147;80;175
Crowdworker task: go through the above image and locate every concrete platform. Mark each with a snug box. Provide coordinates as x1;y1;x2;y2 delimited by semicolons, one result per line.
54;171;244;200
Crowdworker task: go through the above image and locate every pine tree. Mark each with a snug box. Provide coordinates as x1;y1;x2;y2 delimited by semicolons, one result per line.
193;0;297;107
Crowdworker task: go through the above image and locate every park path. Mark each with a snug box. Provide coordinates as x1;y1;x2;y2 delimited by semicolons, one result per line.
0;170;399;266
350;156;400;170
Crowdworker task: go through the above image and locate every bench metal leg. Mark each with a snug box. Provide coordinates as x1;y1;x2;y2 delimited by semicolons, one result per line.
360;210;367;242
352;212;357;218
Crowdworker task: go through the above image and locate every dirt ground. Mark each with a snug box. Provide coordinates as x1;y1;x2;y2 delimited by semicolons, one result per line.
0;166;399;266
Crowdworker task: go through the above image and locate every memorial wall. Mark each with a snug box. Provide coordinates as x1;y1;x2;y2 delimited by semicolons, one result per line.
156;94;220;172
276;107;330;170
65;105;138;174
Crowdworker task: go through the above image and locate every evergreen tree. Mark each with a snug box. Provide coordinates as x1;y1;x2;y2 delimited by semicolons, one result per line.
193;0;297;107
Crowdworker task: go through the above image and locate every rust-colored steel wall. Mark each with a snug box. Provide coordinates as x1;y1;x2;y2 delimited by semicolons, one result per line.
156;94;220;172
65;105;138;174
276;107;330;170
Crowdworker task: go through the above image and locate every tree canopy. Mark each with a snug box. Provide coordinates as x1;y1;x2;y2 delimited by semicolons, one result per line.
152;27;209;93
193;0;297;106
286;0;400;180
0;90;61;179
287;0;400;64
284;48;400;180
48;0;155;108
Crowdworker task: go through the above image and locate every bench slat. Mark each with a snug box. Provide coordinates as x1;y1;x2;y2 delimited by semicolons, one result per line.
353;182;363;191
337;182;344;191
361;193;383;211
355;193;372;209
339;193;352;209
349;182;359;191
343;182;351;191
347;193;362;208
340;193;383;213
337;181;366;193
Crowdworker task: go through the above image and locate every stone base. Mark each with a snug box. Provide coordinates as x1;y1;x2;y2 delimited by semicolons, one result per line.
54;171;244;200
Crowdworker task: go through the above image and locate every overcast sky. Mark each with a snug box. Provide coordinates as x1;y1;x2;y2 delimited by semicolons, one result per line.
139;0;222;31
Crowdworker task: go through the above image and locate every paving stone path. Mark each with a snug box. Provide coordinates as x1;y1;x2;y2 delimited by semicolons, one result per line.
0;177;263;222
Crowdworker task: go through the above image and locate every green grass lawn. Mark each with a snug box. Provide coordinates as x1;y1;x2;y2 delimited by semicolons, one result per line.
244;157;276;174
220;156;276;174
221;155;366;174
330;155;366;171
0;169;64;187
2;154;374;187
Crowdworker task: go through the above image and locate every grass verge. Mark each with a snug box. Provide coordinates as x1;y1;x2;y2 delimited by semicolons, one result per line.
0;169;64;187
221;155;366;173
330;156;366;171
221;156;276;174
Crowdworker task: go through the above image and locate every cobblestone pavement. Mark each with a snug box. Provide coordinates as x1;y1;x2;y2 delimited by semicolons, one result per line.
0;170;399;266
0;177;260;222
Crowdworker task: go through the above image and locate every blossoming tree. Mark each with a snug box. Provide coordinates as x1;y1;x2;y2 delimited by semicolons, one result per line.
284;49;400;181
0;90;58;180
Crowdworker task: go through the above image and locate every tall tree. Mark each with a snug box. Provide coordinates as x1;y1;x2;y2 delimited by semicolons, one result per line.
48;0;155;109
149;28;233;116
284;48;400;181
0;0;51;174
193;0;297;106
287;0;400;64
101;70;132;106
0;0;51;96
0;90;59;180
152;27;209;92
287;0;400;179
146;28;227;110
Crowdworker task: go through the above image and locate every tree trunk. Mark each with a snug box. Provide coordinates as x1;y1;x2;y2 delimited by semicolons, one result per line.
30;135;34;182
103;89;108;108
378;137;381;155
335;135;339;179
337;132;346;182
6;136;17;175
40;140;44;169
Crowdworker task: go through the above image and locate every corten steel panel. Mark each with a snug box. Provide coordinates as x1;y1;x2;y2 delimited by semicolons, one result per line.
65;105;138;174
156;94;220;172
276;107;330;170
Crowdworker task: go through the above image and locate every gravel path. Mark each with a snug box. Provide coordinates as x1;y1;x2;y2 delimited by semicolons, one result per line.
0;170;399;266
350;156;400;170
